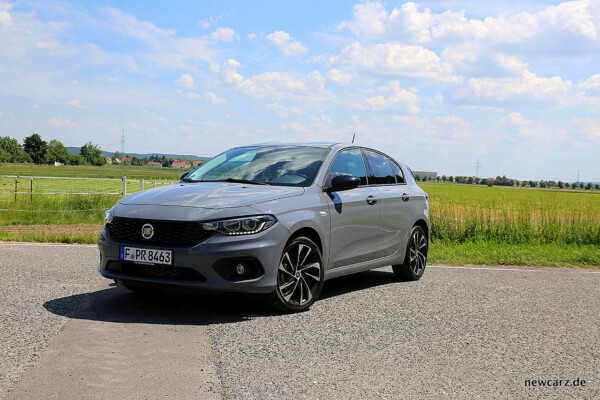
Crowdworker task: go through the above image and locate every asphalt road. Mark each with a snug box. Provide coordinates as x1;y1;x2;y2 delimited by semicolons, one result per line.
1;243;599;399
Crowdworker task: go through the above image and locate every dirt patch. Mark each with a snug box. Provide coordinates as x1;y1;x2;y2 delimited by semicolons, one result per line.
0;224;103;236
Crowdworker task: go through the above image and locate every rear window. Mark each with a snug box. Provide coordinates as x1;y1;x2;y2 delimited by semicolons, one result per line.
391;161;405;184
363;150;396;184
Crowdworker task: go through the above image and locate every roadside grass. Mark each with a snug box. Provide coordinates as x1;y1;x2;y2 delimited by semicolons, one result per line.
0;230;98;244
428;240;600;268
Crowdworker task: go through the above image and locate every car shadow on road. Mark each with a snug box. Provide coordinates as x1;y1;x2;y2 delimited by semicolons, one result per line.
43;268;401;325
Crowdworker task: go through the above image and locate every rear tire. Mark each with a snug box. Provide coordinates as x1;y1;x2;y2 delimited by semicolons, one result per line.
267;236;324;313
393;225;428;281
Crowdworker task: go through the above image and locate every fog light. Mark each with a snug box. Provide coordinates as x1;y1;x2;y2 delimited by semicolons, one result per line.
236;264;245;275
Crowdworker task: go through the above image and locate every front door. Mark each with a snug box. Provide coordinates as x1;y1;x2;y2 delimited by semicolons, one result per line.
324;148;381;268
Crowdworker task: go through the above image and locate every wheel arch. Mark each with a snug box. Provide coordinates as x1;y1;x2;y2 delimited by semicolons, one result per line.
413;218;430;245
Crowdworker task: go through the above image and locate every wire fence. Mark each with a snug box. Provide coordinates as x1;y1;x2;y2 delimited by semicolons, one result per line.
0;175;177;199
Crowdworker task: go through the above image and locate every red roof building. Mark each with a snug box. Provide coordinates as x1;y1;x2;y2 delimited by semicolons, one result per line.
172;161;191;168
146;162;162;167
121;157;133;163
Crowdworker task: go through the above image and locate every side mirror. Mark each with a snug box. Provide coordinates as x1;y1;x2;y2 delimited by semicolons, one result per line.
180;171;191;180
329;173;361;192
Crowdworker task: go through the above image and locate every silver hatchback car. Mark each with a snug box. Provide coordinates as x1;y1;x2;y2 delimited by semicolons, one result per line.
98;143;430;312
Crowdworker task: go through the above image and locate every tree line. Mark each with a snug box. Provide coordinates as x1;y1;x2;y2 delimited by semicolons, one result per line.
414;174;600;191
0;133;199;168
0;134;105;166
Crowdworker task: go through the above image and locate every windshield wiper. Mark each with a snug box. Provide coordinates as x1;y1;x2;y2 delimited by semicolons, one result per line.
181;177;198;183
223;178;270;186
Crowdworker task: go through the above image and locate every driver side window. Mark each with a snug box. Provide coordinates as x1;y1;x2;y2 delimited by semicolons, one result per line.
327;148;367;186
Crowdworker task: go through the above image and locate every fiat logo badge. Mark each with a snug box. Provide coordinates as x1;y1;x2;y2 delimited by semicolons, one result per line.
141;223;154;239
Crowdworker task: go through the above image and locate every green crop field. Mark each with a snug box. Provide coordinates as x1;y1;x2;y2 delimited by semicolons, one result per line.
0;174;598;268
420;183;600;267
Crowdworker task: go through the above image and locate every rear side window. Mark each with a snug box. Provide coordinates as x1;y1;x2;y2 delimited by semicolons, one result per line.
327;148;367;185
363;150;396;184
391;161;405;184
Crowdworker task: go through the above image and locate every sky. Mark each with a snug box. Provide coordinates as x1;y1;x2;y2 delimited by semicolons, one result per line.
0;0;599;181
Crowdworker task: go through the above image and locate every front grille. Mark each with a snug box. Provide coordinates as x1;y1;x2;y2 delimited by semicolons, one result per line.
107;261;206;281
107;217;211;247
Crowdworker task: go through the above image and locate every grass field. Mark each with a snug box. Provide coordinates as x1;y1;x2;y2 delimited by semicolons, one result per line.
0;166;598;268
0;163;187;180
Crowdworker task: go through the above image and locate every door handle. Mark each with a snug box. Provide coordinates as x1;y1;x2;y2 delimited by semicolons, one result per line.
366;195;378;205
402;193;410;202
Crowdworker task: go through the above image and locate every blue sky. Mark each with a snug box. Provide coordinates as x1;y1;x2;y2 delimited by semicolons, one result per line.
1;0;599;181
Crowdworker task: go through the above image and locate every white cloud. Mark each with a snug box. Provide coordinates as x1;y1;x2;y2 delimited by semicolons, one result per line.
31;104;39;109
266;102;304;117
67;99;87;109
453;70;573;107
218;59;334;102
579;73;600;94
330;42;455;83
266;31;308;56
339;1;600;57
327;69;353;86
107;77;119;82
246;33;257;40
0;1;12;29
354;80;420;113
0;111;3;117
48;117;74;126
210;27;235;41
34;40;61;50
205;91;227;104
175;74;195;88
186;92;202;99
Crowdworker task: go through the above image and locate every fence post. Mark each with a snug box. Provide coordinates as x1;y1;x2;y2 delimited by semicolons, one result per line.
153;180;156;188
122;176;127;198
30;178;33;202
141;179;144;191
14;177;18;201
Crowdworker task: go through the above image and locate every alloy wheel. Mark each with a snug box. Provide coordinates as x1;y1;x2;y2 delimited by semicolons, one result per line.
409;229;427;276
277;243;322;306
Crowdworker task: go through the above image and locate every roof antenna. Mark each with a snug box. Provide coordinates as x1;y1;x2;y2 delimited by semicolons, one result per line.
352;133;356;143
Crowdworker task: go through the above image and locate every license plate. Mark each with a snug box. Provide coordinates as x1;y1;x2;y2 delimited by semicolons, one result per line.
120;247;173;265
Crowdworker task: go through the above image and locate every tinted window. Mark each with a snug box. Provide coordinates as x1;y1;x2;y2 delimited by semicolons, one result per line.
364;150;396;184
327;148;367;185
391;161;405;184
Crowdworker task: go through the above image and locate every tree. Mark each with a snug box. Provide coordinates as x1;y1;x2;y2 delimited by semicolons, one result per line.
595;184;600;191
441;175;447;182
448;176;454;183
414;174;421;182
558;181;564;189
46;139;70;164
487;180;493;187
113;151;123;160
585;182;592;190
23;133;48;164
0;136;31;163
521;180;527;187
529;181;536;188
571;182;577;189
80;142;105;166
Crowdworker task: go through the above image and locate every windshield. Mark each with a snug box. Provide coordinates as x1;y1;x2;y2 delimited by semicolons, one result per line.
186;146;329;187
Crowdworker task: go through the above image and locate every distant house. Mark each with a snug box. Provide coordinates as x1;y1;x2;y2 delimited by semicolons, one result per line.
106;157;112;164
146;162;162;168
172;161;191;168
192;160;203;166
413;171;438;180
54;162;64;167
121;157;133;163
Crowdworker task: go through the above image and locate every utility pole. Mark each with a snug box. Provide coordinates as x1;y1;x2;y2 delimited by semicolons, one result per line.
121;129;125;154
577;170;580;183
474;157;481;178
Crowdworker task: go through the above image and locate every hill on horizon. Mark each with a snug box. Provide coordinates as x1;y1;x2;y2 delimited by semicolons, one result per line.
66;147;211;162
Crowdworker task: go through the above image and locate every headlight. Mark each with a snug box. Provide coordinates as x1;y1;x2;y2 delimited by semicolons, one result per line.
201;215;277;236
104;210;114;225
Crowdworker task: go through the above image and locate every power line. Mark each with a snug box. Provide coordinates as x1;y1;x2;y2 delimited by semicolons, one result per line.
120;129;125;154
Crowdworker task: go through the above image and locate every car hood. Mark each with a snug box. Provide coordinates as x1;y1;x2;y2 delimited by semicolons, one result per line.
119;182;304;209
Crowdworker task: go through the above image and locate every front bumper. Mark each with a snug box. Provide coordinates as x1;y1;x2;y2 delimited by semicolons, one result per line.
97;222;289;294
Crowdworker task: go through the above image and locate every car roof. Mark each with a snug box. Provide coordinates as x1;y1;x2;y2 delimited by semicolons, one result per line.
238;142;344;148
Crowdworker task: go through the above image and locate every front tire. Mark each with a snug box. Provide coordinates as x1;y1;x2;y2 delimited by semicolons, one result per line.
267;237;324;313
393;225;428;281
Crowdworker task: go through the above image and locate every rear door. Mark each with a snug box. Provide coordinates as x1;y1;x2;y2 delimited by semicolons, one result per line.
324;148;381;268
362;150;412;258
